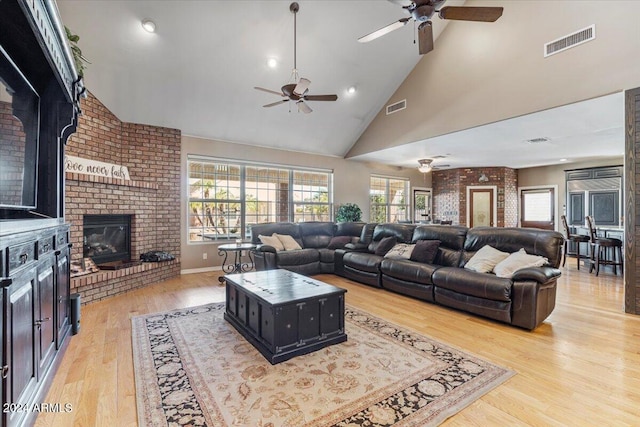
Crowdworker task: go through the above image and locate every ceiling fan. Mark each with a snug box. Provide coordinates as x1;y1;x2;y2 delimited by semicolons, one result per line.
418;158;449;172
254;2;337;114
358;0;503;55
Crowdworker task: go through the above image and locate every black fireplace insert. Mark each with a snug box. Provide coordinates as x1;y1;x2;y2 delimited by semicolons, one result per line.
83;214;132;265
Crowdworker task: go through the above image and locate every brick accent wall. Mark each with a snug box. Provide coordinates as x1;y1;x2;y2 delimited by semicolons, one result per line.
65;92;181;304
432;167;518;227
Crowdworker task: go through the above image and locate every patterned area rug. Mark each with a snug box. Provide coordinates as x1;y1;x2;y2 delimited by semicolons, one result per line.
132;303;514;426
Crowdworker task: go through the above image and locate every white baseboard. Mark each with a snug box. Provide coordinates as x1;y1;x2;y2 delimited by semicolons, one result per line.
181;266;222;275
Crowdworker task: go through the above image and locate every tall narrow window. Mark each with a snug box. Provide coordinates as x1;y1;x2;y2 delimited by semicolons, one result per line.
188;157;332;242
370;176;409;223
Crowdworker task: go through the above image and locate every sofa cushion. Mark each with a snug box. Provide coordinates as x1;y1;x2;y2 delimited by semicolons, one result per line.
493;248;548;278
251;222;301;245
317;248;335;263
327;235;353;249
275;233;303;251
412;225;467;267
464;245;509;273
432;267;512;302
384;243;415;259
462;226;563;268
410;240;440;264
300;222;335;248
380;259;439;284
343;252;384;273
372;236;397;255
258;234;285;251
275;248;320;266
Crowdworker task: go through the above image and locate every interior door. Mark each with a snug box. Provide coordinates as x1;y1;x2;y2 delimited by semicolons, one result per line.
412;187;432;222
469;188;494;227
521;188;555;230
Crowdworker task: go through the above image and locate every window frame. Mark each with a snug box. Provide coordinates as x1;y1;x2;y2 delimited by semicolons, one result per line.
187;156;333;243
369;175;410;223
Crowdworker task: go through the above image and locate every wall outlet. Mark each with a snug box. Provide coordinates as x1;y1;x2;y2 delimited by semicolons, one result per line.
202;252;207;260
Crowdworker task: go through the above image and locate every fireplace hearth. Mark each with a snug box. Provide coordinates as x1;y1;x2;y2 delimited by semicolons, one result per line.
83;214;132;265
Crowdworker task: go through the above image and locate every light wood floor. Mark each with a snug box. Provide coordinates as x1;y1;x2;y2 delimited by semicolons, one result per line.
35;262;640;427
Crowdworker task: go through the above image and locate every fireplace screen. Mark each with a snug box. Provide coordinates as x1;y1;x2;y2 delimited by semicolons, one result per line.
83;214;132;264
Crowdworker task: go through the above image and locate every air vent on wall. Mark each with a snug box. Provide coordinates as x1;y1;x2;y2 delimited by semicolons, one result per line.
544;24;595;58
386;99;406;115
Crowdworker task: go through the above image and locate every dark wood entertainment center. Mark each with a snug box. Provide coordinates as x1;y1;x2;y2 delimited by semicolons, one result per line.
0;1;83;426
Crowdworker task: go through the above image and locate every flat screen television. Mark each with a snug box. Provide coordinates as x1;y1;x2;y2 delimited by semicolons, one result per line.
0;44;39;210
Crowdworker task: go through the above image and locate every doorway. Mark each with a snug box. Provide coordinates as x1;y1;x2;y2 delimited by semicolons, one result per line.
412;187;432;223
467;186;496;227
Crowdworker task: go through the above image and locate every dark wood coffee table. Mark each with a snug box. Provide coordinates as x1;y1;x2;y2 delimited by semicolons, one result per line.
223;269;347;364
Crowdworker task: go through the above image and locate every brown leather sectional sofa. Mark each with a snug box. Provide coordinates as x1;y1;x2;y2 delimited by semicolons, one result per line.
250;221;564;330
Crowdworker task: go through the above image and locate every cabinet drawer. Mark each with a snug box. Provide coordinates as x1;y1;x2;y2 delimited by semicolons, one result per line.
7;240;36;275
55;231;69;249
38;235;55;257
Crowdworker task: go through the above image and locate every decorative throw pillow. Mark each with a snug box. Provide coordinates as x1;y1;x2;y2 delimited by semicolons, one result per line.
275;233;302;251
327;235;353;249
384;243;415;259
258;234;285;251
410;240;441;264
374;236;397;256
493;248;548;279
464;245;510;273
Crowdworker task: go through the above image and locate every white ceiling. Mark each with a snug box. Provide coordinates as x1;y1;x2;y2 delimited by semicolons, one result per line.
350;91;624;170
56;0;624;169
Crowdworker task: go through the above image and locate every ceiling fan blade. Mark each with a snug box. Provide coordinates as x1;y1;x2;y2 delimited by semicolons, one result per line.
263;100;288;108
438;6;504;22
294;78;311;96
418;21;434;55
297;100;312;114
254;86;284;96
358;17;411;43
305;94;338;101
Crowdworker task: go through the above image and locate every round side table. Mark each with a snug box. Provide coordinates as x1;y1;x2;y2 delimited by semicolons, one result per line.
218;243;257;283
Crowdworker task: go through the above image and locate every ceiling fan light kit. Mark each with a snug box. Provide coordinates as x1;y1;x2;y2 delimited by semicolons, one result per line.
418;159;433;173
358;0;503;55
253;2;338;114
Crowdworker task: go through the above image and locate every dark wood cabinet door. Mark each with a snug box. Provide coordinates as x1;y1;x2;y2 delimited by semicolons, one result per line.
55;246;70;347
568;192;585;225
37;256;56;376
590;191;619;226
5;268;38;427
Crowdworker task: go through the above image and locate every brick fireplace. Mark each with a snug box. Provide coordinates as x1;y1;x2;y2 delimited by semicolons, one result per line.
65;92;181;304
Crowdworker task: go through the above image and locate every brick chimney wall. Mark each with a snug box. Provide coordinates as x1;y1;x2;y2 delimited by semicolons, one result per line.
65;92;181;303
432;167;518;227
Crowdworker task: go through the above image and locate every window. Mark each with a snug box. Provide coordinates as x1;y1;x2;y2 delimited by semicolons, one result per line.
370;176;409;223
520;187;555;230
188;157;332;242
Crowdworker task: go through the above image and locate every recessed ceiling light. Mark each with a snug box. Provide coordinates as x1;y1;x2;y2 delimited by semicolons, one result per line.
267;58;278;68
560;158;568;162
141;19;156;33
347;86;356;94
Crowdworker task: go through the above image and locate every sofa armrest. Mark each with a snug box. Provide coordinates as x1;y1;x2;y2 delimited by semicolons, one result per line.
512;266;561;284
344;242;369;251
255;244;277;253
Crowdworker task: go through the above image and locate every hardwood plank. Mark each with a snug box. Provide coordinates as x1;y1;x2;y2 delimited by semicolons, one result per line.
35;265;640;426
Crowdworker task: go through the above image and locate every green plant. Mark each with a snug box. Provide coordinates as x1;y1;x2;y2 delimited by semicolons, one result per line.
336;203;362;223
65;26;90;77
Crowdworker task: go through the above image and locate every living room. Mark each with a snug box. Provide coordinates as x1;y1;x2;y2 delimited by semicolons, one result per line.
1;0;639;426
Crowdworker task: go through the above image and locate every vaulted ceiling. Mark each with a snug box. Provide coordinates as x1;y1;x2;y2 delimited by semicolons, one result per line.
57;1;633;170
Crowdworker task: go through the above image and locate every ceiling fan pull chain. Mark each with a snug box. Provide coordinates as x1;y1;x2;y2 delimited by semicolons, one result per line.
413;20;417;45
